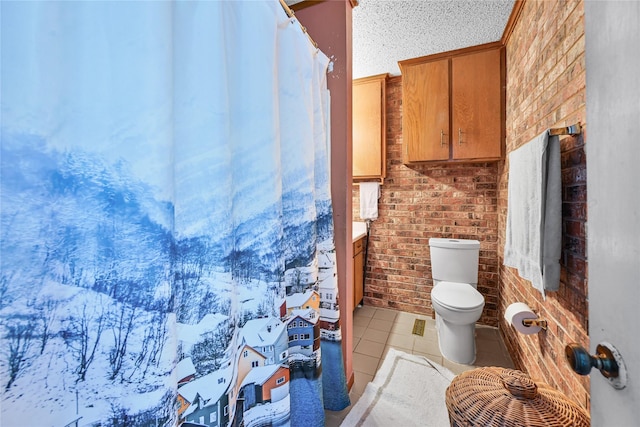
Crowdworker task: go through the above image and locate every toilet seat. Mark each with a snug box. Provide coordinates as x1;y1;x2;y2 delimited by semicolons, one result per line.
431;281;484;312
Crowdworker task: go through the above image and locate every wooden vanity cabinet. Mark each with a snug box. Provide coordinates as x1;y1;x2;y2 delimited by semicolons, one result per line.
399;43;504;164
353;235;365;308
353;74;387;181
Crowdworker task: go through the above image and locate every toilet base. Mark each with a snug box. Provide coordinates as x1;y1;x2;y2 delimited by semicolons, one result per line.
436;315;477;365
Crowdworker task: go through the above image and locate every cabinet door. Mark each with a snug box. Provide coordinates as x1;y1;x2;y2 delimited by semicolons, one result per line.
401;59;450;163
452;48;502;160
353;77;385;179
353;238;364;307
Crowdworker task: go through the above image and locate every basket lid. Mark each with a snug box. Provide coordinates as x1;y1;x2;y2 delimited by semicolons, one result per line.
445;367;590;427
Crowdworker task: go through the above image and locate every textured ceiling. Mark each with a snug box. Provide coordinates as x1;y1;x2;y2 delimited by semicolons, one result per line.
352;0;515;78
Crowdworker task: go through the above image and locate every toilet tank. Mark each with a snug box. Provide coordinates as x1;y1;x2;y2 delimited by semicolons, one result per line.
429;238;480;286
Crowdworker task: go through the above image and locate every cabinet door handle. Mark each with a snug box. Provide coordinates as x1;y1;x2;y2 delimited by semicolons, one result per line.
440;129;446;147
458;128;463;145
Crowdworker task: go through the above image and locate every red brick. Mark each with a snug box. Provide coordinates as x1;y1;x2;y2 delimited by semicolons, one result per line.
500;0;588;409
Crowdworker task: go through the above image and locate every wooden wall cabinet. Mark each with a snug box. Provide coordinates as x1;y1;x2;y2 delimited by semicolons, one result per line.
353;74;387;181
399;43;504;164
353;235;365;308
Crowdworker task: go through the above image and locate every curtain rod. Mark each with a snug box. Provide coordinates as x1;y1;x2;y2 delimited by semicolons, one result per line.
549;123;582;136
278;0;319;49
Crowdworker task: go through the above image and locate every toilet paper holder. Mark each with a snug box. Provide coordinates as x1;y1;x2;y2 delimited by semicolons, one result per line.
505;302;548;334
522;318;548;330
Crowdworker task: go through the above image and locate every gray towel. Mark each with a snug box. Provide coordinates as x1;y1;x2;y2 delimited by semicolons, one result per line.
504;131;562;298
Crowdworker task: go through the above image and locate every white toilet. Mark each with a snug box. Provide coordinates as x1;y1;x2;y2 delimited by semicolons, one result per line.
429;238;485;365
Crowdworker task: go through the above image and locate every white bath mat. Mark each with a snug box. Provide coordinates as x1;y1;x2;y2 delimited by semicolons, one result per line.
340;348;455;426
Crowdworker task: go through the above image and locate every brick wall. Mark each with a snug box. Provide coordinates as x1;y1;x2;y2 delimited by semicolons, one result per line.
499;0;589;410
353;75;501;326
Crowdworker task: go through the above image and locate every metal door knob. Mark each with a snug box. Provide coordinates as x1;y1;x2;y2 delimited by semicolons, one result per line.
565;343;618;377
565;341;627;390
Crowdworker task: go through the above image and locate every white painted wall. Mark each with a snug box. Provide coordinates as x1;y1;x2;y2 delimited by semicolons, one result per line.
585;1;640;425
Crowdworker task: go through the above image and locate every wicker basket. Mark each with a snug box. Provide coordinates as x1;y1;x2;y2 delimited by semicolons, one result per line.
445;367;590;426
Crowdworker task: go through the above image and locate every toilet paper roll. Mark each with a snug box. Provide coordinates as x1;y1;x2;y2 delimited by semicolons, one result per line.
505;302;542;335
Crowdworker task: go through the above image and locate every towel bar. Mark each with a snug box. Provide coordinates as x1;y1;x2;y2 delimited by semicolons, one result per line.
549;123;581;136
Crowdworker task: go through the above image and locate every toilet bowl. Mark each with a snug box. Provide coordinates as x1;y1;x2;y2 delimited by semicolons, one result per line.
428;238;485;365
431;281;485;364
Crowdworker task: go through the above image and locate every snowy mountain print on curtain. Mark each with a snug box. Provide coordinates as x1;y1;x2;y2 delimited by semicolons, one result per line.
0;1;349;427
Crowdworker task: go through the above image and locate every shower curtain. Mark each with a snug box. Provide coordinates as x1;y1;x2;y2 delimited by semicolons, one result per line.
0;1;350;426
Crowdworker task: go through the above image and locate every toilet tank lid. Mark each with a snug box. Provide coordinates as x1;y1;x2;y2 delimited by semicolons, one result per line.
429;238;480;250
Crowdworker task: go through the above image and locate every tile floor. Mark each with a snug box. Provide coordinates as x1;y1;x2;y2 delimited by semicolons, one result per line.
325;305;515;426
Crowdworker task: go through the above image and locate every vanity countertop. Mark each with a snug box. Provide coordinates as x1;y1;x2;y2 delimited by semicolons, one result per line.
353;221;367;242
